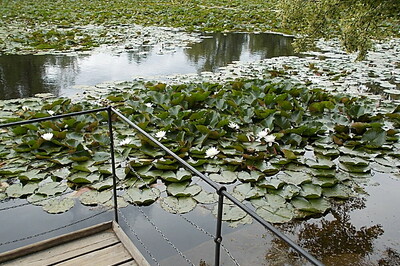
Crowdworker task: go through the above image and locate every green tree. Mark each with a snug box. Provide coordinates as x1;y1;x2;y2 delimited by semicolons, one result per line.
277;0;400;60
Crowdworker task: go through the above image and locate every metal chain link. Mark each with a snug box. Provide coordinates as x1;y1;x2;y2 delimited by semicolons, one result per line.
0;207;111;247
221;244;241;266
118;209;160;266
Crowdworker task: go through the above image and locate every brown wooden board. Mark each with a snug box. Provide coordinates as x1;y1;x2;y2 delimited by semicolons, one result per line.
0;220;149;266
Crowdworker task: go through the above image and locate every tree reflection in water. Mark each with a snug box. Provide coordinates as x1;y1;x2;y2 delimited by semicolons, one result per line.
264;197;400;265
184;33;294;72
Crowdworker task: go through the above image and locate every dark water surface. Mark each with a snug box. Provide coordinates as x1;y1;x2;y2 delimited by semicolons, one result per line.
0;33;294;100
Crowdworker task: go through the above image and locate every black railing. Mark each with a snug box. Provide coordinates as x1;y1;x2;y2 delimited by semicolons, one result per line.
0;106;323;266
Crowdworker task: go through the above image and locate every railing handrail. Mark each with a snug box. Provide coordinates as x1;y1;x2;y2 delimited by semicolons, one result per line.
0;106;323;266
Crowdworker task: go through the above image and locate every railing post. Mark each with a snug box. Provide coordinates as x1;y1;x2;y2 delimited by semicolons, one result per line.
215;187;226;266
107;106;119;223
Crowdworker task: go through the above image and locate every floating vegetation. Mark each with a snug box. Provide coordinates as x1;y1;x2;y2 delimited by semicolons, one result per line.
0;78;399;225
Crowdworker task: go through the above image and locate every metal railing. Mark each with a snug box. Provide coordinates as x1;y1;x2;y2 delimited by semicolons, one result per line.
0;106;323;266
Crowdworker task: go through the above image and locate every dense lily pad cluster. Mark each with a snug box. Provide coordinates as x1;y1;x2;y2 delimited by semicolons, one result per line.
0;79;399;224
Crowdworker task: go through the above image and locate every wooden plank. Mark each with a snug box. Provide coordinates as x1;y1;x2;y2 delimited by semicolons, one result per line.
118;259;139;266
112;221;150;266
2;231;119;266
57;242;132;266
0;221;113;264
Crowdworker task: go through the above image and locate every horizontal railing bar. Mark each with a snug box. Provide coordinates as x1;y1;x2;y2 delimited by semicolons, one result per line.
222;191;323;266
0;107;109;129
111;107;323;266
111;107;222;191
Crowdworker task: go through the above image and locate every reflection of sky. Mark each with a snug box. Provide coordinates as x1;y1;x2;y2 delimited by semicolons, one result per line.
73;48;197;85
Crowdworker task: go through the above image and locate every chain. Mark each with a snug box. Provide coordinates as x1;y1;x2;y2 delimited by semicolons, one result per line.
0;207;111;247
136;205;194;266
0;190;72;211
118;209;160;266
221;244;241;266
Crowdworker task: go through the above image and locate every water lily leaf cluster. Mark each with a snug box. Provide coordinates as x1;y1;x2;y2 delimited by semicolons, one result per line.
0;78;399;222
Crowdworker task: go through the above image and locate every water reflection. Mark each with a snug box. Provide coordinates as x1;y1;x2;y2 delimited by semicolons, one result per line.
0;33;293;100
267;198;385;265
186;33;294;72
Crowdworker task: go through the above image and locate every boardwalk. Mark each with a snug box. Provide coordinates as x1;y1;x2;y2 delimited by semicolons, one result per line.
0;221;149;266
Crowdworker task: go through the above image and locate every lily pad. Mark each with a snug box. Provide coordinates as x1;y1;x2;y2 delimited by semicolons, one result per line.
160;196;197;214
233;183;266;200
322;184;353;199
37;182;68;196
212;204;247;221
300;183;322;199
42;198;75;214
209;171;237;184
339;156;369;167
237;171;264;182
291;197;330;214
193;190;218;204
123;187;160;205
256;204;295;224
6;183;38;198
166;182;202;197
277;171;312;186
80;190;113;205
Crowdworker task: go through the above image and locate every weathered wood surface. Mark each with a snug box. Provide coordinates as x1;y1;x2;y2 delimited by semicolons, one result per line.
0;221;149;266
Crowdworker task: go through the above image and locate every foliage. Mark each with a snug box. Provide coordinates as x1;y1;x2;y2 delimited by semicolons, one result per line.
277;0;400;60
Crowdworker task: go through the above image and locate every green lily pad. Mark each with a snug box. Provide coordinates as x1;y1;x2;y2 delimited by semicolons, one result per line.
306;156;336;169
256;204;295;224
27;194;51;206
167;182;202;197
161;196;197;214
103;196;129;209
80;190;113;205
300;183;322;199
18;170;47;182
291;197;330;214
237;171;264;182
42;198;75;214
212;204;247;221
193;190;218;204
6;183;38;198
37;182;68;196
277;171;312;186
339;156;369;166
123;187;160;205
370;162;399;173
233;183;266;200
322;184;353;199
257;175;285;190
312;177;338;187
68;172;100;184
209;171;237;184
339;163;371;173
270;184;301;200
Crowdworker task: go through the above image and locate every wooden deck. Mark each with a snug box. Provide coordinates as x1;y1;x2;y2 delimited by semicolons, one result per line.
0;221;150;266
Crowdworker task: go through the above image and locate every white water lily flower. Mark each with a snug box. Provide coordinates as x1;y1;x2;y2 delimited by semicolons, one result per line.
228;122;240;130
256;128;270;141
205;147;220;158
264;134;276;146
47;110;55;115
41;133;53;141
155;130;166;140
119;138;132;146
145;103;153;108
22;106;29;112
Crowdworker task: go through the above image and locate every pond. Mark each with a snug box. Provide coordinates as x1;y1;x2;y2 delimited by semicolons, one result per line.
0;32;399;266
0;33;294;100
